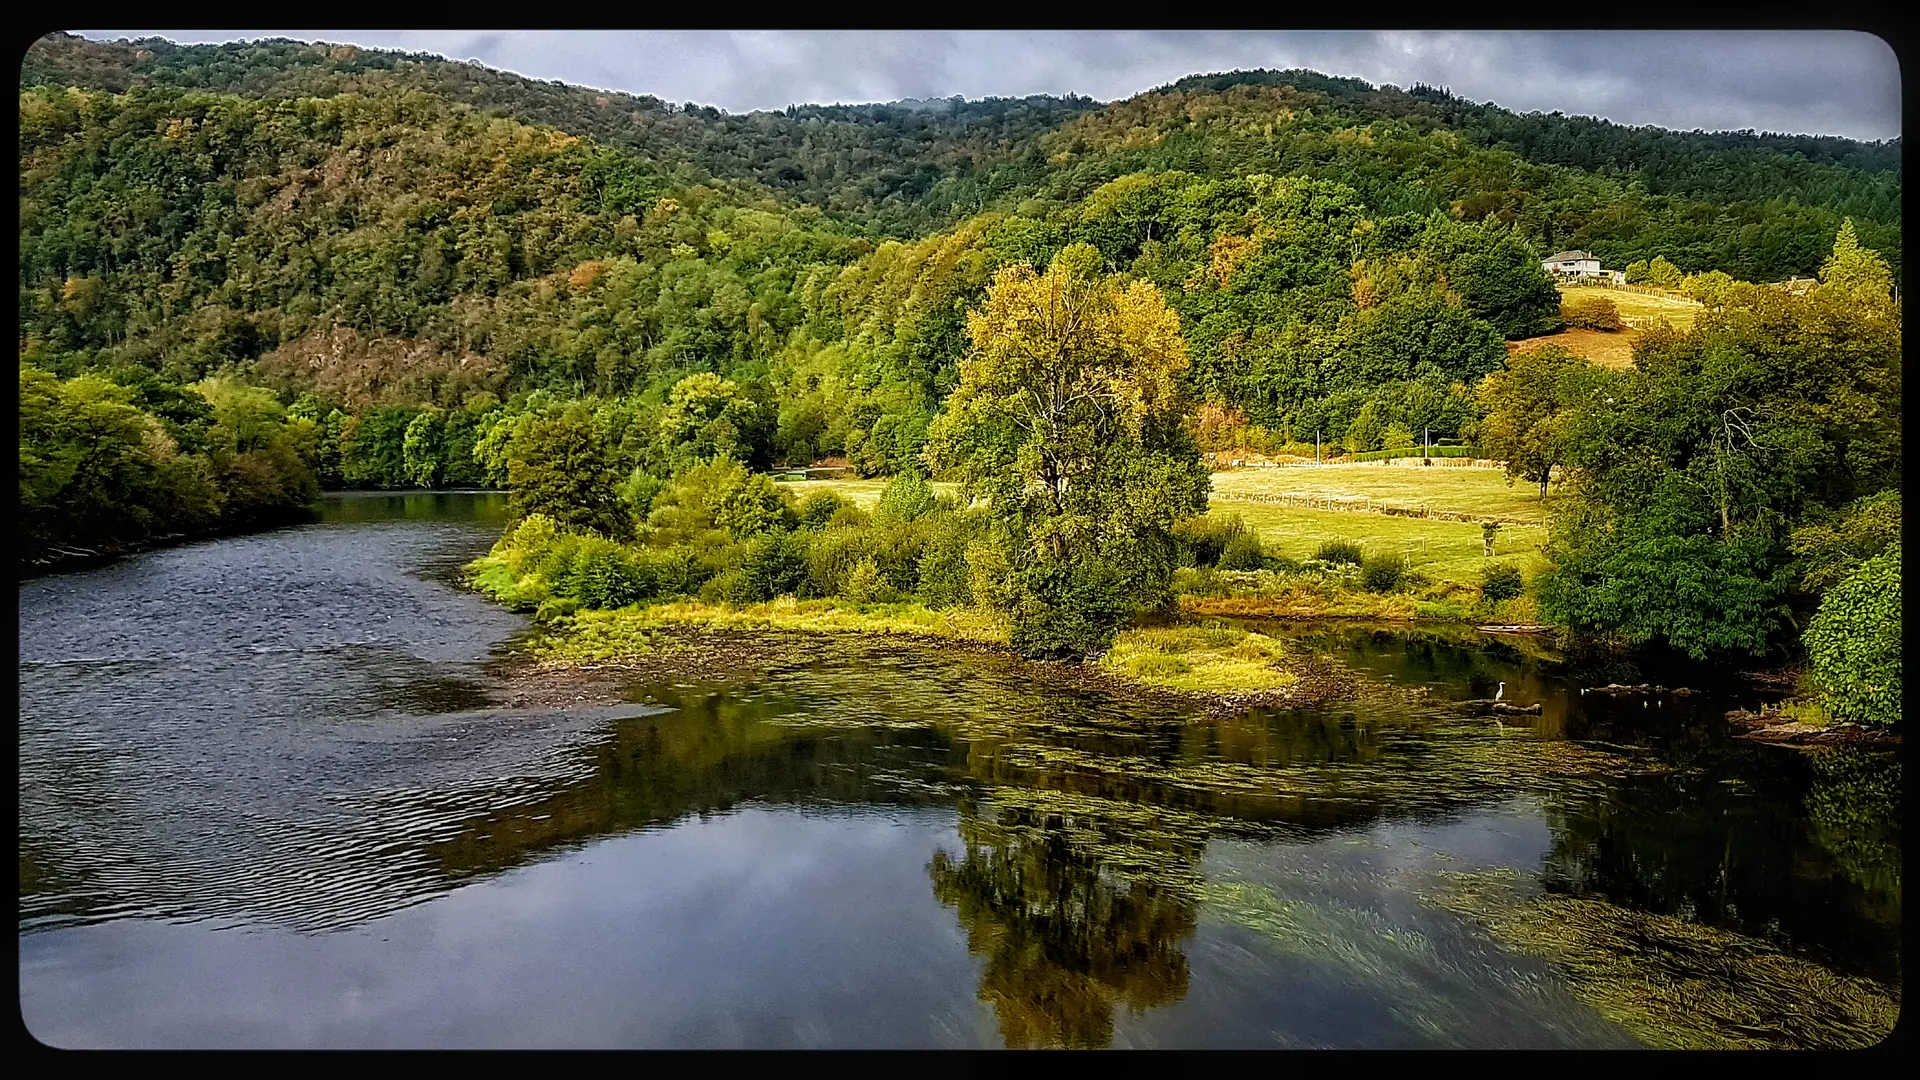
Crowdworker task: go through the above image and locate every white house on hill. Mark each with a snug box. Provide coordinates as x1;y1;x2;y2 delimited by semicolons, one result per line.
1543;249;1627;285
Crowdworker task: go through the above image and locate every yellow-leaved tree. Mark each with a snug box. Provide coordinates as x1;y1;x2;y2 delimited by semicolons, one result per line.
927;242;1207;657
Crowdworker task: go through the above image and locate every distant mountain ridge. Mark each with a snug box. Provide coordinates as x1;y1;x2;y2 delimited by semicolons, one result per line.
21;32;1898;272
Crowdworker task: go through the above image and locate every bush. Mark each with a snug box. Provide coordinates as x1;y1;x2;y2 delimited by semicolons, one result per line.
1313;539;1364;566
1218;531;1266;571
699;568;757;605
647;457;797;544
1804;542;1900;728
844;556;896;604
621;468;665;519
575;541;659;609
1481;562;1525;603
1262;552;1302;574
1005;561;1134;659
1173;512;1248;567
1561;295;1624;331
1359;552;1407;593
874;469;937;523
796;489;857;529
804;524;878;597
916;512;978;608
737;532;811;601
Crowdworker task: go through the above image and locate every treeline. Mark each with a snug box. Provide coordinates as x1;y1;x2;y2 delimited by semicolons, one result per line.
23;35;1900;278
1030;82;1898;282
1169;70;1900;217
18;366;319;566
20;80;1563;474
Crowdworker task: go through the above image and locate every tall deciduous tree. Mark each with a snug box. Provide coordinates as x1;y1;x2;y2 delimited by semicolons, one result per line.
1476;345;1611;498
505;407;632;540
927;242;1208;656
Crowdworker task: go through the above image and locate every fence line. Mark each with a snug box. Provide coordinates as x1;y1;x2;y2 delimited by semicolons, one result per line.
1213;490;1537;528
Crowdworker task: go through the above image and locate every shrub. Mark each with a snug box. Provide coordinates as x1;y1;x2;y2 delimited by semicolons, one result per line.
1804;542;1901;728
805;523;879;597
575;541;659;609
1313;539;1364;566
1263;552;1303;574
737;532;811;601
699;568;757;605
1359;552;1407;593
1173;512;1248;566
1561;295;1624;331
1218;531;1266;571
1005;560;1134;659
796;489;857;529
874;469;937;523
916;512;978;608
844;556;896;604
1481;562;1525;603
647;457;797;544
965;539;1014;611
621;468;665;518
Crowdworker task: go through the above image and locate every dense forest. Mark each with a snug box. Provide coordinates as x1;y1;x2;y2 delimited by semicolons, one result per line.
15;34;1904;716
22;33;1900;272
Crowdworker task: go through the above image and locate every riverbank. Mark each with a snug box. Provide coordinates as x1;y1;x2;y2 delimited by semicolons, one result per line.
1724;708;1901;750
19;509;320;580
496;598;1362;716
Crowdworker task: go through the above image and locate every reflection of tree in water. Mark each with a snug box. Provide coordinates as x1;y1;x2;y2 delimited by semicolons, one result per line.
929;790;1204;1049
1538;744;1902;985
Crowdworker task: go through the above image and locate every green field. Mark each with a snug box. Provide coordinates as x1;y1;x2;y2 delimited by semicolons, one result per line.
1225;501;1545;584
782;470;1547;585
1209;464;1556;525
1557;284;1702;329
777;477;960;507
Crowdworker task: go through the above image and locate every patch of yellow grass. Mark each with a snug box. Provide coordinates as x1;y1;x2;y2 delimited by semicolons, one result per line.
1103;623;1299;694
1507;327;1641;370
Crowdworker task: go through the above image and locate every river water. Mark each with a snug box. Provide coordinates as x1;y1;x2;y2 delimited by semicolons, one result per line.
17;493;1901;1049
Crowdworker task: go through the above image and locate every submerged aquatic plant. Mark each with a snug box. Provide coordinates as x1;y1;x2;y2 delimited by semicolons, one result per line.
1419;870;1899;1050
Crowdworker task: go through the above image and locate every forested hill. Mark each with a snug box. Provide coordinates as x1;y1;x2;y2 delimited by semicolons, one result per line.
21;32;1901;276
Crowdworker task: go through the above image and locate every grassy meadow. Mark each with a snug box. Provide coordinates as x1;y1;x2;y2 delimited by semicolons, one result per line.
782;466;1553;588
1557;284;1703;329
1507;327;1641;369
1208;464;1556;524
777;477;960;507
1227;501;1546;584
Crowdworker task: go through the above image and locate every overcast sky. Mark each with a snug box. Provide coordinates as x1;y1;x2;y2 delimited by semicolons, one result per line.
76;30;1901;141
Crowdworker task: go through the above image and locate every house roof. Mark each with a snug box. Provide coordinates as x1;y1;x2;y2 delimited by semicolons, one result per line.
1544;250;1595;263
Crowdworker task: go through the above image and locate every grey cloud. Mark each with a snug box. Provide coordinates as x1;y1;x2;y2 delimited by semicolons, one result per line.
75;30;1901;139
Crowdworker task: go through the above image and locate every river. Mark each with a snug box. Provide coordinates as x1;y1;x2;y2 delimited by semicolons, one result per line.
17;492;1901;1049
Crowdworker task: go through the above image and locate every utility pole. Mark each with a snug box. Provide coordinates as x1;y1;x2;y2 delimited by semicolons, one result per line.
1315;428;1321;466
1423;426;1429;462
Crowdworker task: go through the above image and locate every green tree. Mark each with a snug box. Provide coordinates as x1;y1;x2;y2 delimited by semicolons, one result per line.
402;411;443;488
927;242;1208;657
1803;541;1901;727
1644;256;1685;289
657;372;768;470
1818;219;1895;304
1476;346;1610;498
506;407;632;539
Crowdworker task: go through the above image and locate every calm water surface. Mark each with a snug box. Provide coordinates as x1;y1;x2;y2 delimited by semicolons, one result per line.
17;493;1901;1048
